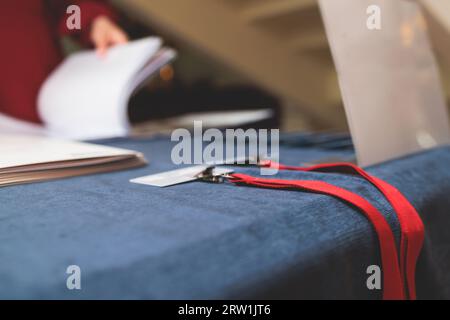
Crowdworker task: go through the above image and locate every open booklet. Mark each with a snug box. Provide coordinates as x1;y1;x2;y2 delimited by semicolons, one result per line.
38;37;176;140
0;134;146;187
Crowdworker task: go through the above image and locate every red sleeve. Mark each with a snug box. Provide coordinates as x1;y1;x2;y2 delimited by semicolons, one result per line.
56;0;118;46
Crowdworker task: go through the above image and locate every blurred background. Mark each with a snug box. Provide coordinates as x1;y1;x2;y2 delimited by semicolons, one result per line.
66;0;450;133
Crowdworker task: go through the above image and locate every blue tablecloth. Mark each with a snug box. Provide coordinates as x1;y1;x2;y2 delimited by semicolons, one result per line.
1;133;449;299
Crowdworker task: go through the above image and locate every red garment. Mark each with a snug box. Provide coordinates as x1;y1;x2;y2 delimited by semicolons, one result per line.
0;1;115;123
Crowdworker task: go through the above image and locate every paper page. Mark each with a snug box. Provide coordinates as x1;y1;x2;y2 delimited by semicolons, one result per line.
0;134;140;170
130;109;274;137
172;109;274;128
38;37;162;140
319;0;450;166
0;112;47;136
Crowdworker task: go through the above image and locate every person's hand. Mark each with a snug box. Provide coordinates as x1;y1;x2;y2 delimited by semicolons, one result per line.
90;16;128;57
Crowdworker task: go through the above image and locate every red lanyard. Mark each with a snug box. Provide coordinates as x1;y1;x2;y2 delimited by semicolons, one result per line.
228;161;424;300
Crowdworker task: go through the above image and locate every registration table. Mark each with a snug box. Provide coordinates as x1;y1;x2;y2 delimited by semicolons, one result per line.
1;133;449;299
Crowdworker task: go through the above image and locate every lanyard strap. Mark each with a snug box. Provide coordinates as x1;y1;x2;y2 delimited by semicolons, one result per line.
228;173;405;300
259;161;424;300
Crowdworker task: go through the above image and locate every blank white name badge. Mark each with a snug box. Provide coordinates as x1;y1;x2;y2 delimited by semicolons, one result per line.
130;165;234;187
319;0;450;166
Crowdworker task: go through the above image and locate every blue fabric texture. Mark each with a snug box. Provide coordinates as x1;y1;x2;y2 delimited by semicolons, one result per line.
0;133;449;299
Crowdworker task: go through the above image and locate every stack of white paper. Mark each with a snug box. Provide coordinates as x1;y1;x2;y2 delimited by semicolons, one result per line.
0;134;146;187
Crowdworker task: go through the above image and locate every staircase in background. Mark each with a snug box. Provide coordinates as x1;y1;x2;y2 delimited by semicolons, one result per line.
113;0;344;130
112;0;450;130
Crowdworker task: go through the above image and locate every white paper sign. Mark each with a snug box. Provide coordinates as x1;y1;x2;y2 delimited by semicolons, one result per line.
319;0;450;166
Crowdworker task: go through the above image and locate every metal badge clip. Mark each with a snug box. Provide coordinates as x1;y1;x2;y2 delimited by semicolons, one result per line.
196;166;234;183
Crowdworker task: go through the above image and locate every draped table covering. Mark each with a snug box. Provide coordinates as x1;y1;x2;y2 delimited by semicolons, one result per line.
1;133;449;299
